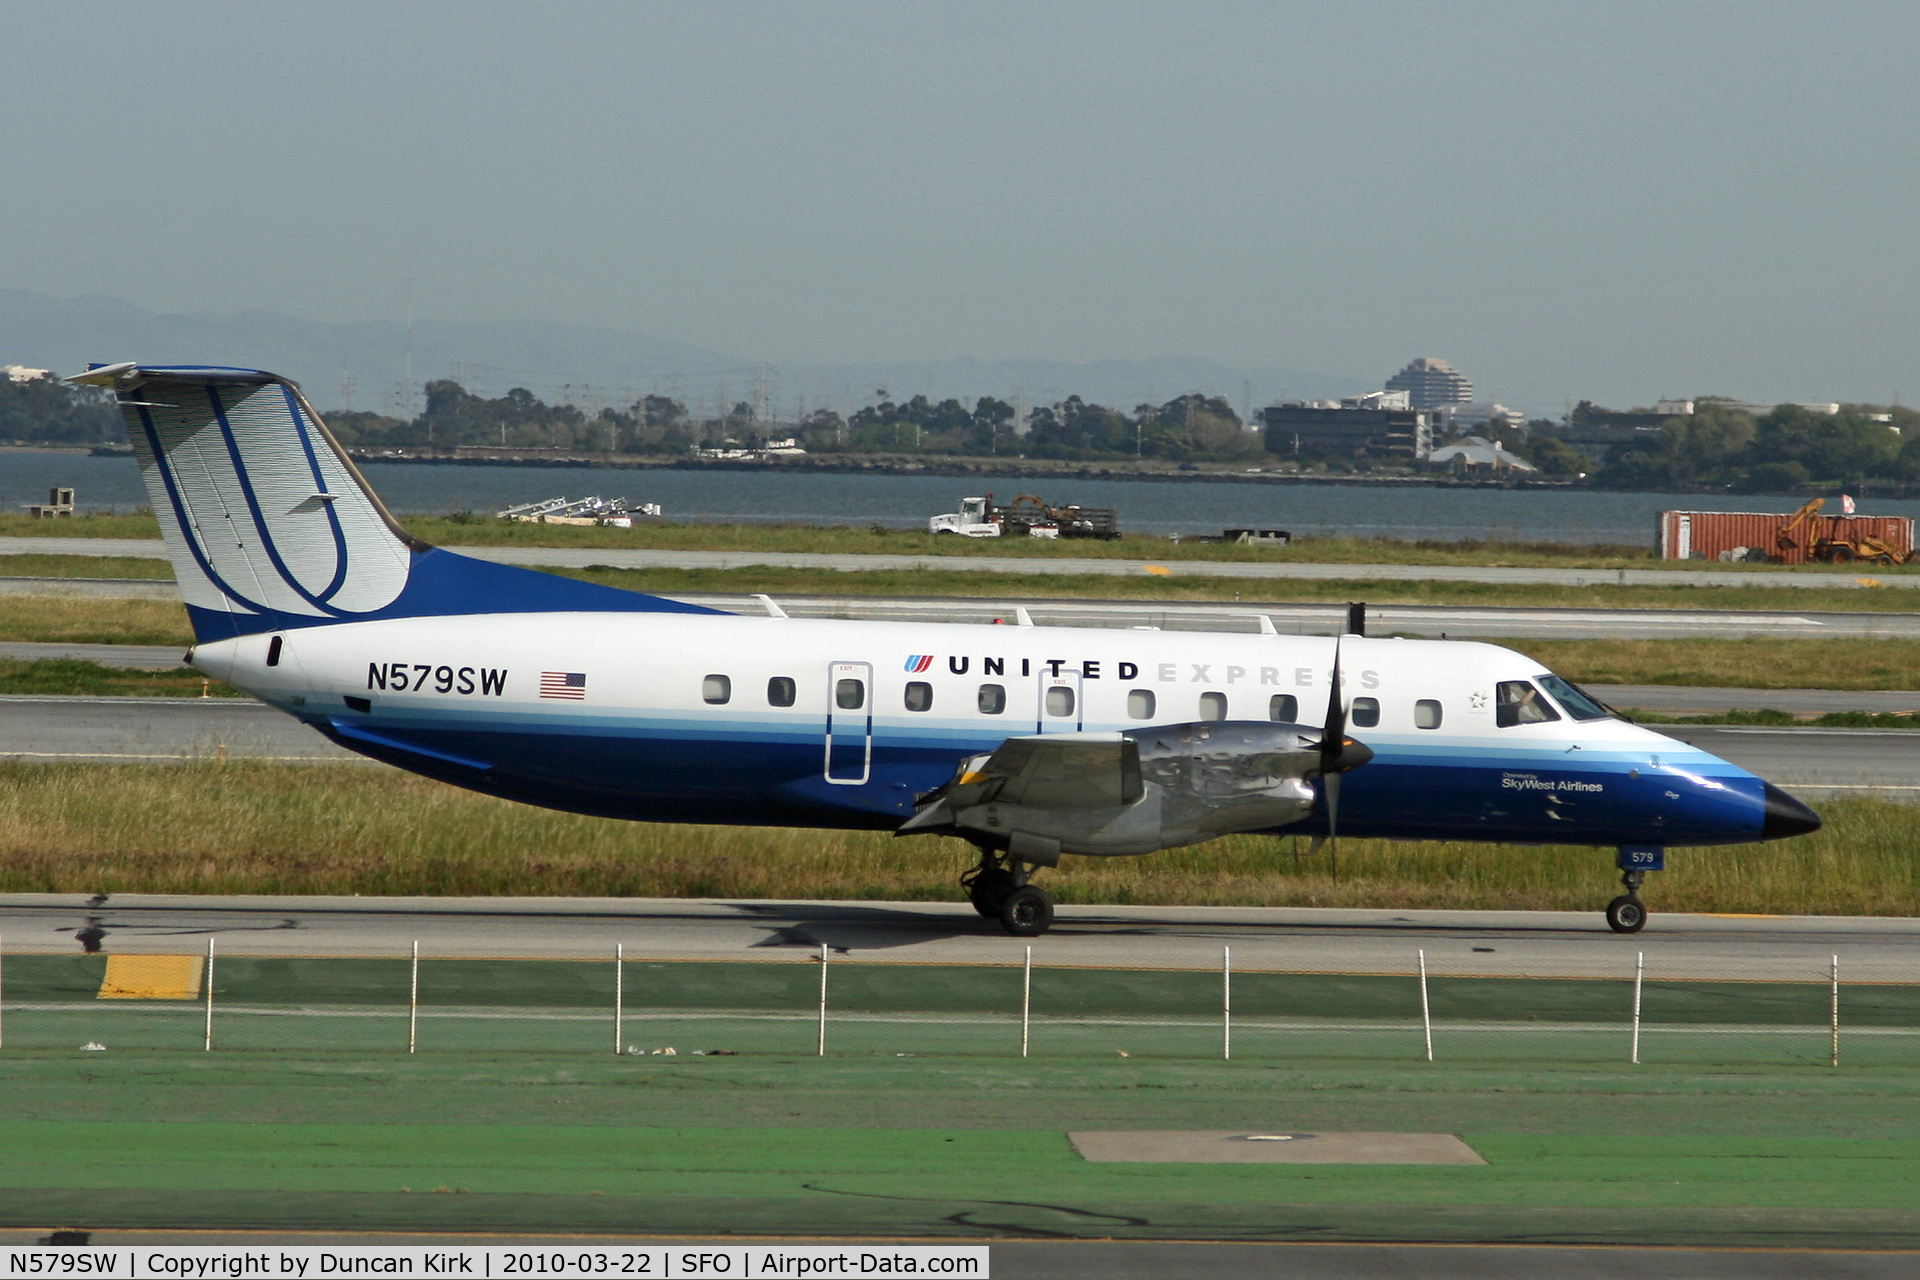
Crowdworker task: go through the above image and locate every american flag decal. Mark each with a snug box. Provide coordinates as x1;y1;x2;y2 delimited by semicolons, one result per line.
539;671;587;700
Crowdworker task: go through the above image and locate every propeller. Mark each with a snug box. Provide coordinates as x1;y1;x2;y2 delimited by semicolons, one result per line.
1307;620;1375;882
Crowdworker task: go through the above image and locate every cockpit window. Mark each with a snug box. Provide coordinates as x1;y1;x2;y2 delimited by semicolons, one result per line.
1495;680;1561;728
1537;673;1613;722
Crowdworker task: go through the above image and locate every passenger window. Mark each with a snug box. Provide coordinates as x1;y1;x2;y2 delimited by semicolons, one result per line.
1127;689;1156;719
1268;694;1297;722
1496;680;1561;728
978;683;1006;714
1045;686;1075;717
702;674;732;705
1198;691;1227;721
1350;696;1380;728
904;681;933;712
835;678;865;710
1414;698;1442;730
767;677;796;707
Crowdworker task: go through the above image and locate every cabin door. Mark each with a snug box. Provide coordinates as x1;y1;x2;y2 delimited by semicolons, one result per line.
824;660;874;784
1036;666;1084;734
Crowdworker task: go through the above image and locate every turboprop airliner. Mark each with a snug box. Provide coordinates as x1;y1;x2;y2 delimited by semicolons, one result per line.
71;363;1823;937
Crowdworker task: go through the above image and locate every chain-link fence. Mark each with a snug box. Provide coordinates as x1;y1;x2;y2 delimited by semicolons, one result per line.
2;931;1913;1068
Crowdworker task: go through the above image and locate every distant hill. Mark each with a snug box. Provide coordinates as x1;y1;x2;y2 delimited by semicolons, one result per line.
0;289;1363;415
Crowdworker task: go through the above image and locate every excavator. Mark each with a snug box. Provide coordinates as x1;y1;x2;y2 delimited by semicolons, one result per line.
1773;497;1914;565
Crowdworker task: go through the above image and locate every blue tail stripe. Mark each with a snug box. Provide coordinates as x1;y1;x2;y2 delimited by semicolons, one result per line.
205;383;350;619
278;381;352;604
136;401;276;618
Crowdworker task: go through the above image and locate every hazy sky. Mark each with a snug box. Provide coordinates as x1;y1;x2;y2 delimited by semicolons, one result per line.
5;1;1917;412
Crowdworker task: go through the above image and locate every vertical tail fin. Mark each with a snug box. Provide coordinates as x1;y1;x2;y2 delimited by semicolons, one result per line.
71;363;720;642
72;364;420;640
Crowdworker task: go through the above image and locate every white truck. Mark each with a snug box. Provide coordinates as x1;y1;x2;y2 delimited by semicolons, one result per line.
928;495;1003;537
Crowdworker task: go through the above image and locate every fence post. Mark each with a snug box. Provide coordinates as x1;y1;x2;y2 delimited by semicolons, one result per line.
409;941;420;1055
1021;946;1032;1059
817;943;828;1057
1222;946;1231;1062
203;937;215;1052
1831;954;1840;1068
1418;949;1432;1062
1631;951;1644;1065
615;943;625;1057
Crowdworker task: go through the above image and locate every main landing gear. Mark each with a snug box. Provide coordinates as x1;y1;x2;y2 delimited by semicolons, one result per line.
1606;868;1649;934
962;849;1055;937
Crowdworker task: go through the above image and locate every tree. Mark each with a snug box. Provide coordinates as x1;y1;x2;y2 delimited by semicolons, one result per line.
0;374;119;444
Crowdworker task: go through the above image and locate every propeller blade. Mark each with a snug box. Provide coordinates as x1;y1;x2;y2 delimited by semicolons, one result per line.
1318;634;1345;882
1325;771;1341;884
1319;636;1346;775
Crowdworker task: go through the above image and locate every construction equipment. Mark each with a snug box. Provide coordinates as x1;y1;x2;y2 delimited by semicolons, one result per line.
928;493;1121;540
1773;497;1914;565
496;496;664;527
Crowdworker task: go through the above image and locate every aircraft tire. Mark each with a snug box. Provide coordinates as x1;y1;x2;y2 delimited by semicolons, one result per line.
967;868;1015;917
999;885;1054;938
1606;894;1648;934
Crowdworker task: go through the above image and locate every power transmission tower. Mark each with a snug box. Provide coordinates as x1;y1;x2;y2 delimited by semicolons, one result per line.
404;278;415;420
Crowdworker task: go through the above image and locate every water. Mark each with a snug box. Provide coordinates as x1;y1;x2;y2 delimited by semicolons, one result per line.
7;448;1913;545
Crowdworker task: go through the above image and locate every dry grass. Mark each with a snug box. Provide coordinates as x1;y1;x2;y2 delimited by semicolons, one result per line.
0;761;1908;916
1511;638;1920;690
0;660;239;697
555;563;1920;615
0;596;192;645
4;591;1920;692
0;554;174;580
13;508;1919;575
0;513;158;540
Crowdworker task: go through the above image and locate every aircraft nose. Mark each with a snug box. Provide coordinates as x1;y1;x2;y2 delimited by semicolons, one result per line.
1762;781;1822;839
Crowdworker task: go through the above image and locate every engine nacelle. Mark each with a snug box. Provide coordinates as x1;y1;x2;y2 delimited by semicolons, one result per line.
897;721;1368;859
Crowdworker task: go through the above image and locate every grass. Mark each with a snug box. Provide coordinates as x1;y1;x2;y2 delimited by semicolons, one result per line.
0;512;157;540
0;659;237;697
1512;637;1920;689
0;552;173;579
11;509;1920;575
1627;709;1920;728
0;761;1909;914
549;562;1920;614
0;595;193;645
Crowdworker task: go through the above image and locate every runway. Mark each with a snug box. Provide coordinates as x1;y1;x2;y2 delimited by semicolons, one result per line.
11;535;1920;591
1;695;1913;798
0;894;1910;981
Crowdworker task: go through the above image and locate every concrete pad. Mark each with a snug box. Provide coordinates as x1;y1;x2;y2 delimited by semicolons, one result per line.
1068;1130;1485;1164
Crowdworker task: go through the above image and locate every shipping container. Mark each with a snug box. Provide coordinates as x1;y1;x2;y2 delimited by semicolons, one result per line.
1657;509;1914;564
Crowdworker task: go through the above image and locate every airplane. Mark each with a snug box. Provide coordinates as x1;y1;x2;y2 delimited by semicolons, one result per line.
70;363;1823;937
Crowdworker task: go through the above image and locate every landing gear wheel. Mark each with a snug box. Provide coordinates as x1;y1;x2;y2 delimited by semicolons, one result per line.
1606;894;1647;934
966;868;1014;918
999;885;1054;937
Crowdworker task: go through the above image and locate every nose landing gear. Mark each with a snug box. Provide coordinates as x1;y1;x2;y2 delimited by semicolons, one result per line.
1607;847;1662;933
1606;870;1648;934
961;849;1055;937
